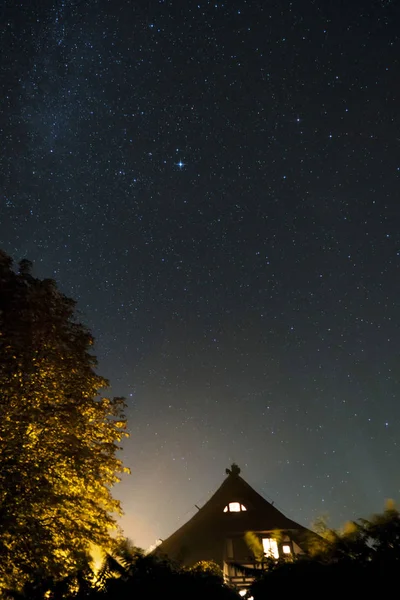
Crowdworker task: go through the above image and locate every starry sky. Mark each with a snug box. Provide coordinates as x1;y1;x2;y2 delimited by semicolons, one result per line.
1;0;400;549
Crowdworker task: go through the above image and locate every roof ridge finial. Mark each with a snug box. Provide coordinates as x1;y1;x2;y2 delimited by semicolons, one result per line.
225;463;241;477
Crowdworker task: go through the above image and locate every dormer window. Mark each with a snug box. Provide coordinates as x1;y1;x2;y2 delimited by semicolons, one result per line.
223;502;247;512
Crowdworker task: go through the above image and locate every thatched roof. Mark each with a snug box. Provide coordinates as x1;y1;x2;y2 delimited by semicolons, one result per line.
156;465;314;566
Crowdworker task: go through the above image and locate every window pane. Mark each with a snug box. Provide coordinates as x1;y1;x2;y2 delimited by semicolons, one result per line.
282;544;291;554
262;537;279;559
224;502;247;512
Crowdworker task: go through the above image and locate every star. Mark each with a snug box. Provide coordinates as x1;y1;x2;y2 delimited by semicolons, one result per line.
176;160;185;169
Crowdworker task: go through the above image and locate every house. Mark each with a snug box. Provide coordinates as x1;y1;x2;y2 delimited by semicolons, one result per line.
156;464;316;590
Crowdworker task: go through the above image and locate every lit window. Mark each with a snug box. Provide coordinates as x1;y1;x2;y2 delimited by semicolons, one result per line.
262;537;279;559
282;544;291;554
223;502;247;512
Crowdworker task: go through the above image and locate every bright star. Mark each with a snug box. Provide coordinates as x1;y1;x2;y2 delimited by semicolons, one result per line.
176;160;185;169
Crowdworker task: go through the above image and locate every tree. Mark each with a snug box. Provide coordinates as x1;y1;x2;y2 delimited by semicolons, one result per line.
249;502;400;599
0;250;129;594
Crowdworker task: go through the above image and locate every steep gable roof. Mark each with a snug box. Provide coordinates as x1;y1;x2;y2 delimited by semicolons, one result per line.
156;465;313;566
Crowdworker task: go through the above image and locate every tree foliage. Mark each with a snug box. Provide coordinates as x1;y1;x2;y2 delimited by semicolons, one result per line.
249;501;400;598
0;250;129;593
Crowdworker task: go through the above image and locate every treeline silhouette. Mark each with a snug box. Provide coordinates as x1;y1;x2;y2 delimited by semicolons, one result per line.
6;541;239;599
248;500;400;598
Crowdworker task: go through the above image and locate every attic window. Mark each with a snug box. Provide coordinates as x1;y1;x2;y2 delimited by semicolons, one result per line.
223;502;247;513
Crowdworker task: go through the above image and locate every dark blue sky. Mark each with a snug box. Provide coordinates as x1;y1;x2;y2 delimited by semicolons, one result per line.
1;0;400;548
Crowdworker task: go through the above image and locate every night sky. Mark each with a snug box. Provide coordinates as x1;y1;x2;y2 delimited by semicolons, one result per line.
1;0;400;549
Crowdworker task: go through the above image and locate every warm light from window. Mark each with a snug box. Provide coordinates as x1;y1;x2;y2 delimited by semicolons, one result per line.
223;502;247;512
262;537;279;559
282;544;291;554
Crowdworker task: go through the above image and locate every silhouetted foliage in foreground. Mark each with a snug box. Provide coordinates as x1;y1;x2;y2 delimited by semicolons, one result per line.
7;541;239;599
93;541;238;600
249;500;400;599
